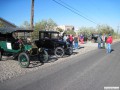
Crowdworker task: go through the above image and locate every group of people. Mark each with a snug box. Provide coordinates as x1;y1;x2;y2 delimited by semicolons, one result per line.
63;33;113;53
97;33;113;53
63;34;85;49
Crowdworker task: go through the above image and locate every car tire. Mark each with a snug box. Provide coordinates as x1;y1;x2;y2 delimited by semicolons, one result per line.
65;47;73;55
54;47;64;58
39;49;49;63
18;52;30;68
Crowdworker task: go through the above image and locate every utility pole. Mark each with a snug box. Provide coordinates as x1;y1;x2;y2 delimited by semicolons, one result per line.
30;0;34;30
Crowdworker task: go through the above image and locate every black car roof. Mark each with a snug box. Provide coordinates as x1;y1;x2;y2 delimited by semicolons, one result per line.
0;27;33;34
39;30;59;33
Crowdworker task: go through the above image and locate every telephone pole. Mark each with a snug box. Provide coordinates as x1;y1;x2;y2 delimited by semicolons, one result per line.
30;0;34;30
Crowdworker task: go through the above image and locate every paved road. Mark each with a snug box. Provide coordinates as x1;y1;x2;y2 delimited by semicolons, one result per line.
0;42;120;90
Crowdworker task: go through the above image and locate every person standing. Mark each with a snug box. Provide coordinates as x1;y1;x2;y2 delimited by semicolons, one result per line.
97;34;102;49
102;33;106;49
74;35;79;49
63;34;68;42
106;34;113;53
69;34;73;47
80;34;84;44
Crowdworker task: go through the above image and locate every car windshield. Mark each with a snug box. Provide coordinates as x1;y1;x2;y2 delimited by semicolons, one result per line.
40;32;59;39
17;32;31;39
51;33;59;39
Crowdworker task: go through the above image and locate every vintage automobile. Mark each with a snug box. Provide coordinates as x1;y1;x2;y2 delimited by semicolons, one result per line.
91;33;99;43
0;27;48;68
35;30;73;58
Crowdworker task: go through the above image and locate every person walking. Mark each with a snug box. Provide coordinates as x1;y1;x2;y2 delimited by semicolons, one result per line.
106;34;113;53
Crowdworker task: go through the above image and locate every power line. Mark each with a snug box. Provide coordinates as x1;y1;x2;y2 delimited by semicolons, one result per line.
59;0;97;24
59;0;84;15
52;0;98;25
53;0;97;25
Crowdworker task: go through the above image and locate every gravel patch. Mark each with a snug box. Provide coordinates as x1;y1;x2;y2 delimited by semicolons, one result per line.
0;40;119;83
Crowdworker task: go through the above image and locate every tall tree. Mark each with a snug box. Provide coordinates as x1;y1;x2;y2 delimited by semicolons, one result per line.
78;27;96;36
96;24;114;35
20;21;30;29
32;19;57;39
30;0;34;30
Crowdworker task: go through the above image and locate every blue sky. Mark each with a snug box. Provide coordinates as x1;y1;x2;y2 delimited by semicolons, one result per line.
0;0;120;31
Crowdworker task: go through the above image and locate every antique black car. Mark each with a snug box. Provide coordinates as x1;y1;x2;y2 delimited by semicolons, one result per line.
35;31;73;58
91;33;99;43
0;27;48;68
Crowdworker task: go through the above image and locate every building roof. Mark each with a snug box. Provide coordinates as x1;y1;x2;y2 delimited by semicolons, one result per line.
39;30;59;33
0;17;17;28
0;27;33;34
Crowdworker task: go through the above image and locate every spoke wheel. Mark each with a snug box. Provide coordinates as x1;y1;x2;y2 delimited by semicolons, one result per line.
65;47;73;55
39;50;49;63
0;51;2;61
18;52;30;68
54;47;64;58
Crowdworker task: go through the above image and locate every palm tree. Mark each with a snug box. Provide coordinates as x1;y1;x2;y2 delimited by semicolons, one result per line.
30;0;34;30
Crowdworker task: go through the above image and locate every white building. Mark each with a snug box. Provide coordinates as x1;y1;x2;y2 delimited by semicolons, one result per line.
57;25;74;31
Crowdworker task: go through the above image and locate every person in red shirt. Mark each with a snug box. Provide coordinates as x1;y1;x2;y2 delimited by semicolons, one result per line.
106;34;113;53
69;34;73;47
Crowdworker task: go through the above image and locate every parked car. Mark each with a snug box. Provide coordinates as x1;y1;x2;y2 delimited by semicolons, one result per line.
35;30;73;58
91;34;99;43
0;27;48;68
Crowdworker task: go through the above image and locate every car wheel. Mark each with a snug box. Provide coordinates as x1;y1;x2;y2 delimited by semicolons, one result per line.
0;51;2;61
18;52;30;68
54;47;64;58
39;50;49;63
65;47;73;55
